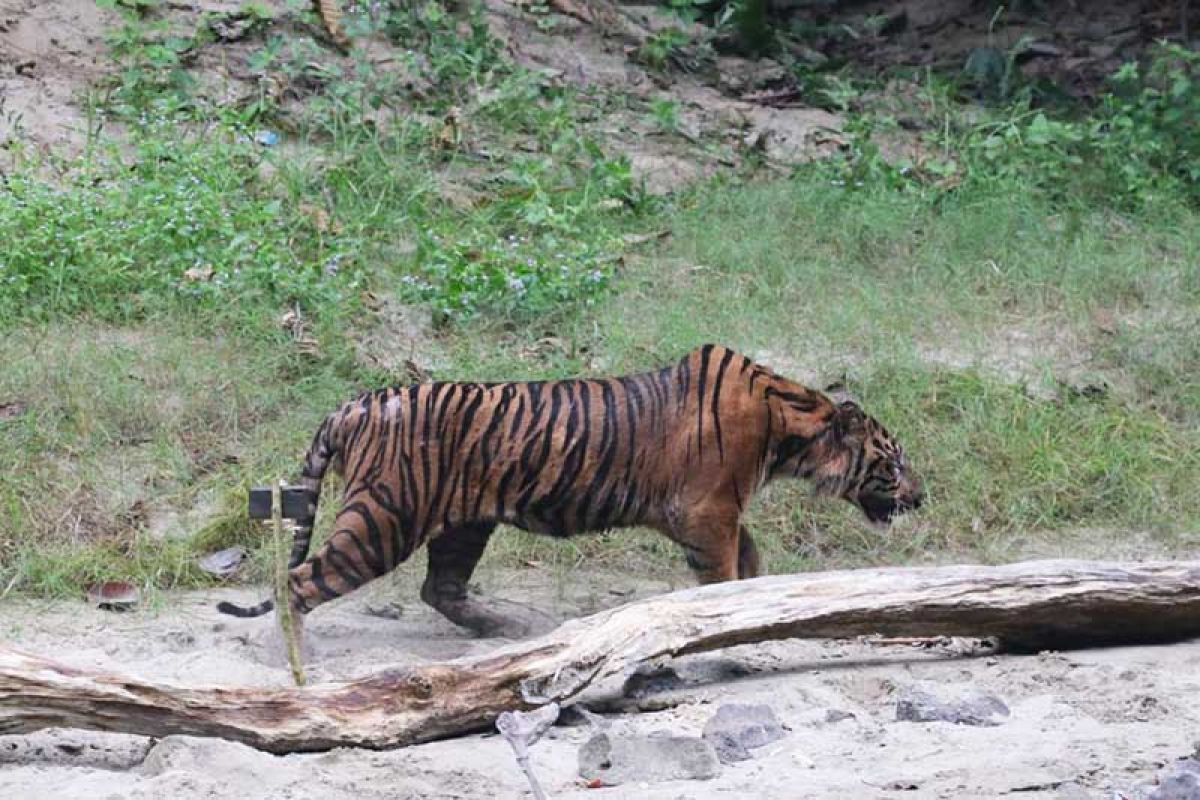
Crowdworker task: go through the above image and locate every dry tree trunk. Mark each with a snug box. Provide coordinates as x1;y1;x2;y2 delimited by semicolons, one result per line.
2;559;1199;754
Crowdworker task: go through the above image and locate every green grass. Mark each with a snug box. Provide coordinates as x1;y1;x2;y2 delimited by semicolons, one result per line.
0;0;1198;597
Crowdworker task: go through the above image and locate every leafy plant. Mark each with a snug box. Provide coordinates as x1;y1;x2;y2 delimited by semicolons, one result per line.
650;98;681;132
0;125;358;325
637;28;692;70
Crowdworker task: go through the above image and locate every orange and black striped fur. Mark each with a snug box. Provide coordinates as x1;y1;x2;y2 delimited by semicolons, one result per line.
218;345;922;638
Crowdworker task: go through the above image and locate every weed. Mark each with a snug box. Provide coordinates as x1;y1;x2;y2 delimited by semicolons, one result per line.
650;98;681;133
0;124;360;327
637;28;693;70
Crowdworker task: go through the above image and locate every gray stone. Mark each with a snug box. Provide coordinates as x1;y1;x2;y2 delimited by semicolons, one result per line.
622;665;685;699
556;705;609;729
702;703;786;763
578;732;721;786
895;683;1010;727
1149;759;1200;800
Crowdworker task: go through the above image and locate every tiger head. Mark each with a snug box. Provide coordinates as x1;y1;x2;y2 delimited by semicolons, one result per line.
770;390;924;524
822;399;923;524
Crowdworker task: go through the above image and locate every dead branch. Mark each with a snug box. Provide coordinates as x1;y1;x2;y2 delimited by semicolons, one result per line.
2;559;1199;753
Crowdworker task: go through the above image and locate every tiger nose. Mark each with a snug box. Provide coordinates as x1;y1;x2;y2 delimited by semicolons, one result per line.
909;486;925;510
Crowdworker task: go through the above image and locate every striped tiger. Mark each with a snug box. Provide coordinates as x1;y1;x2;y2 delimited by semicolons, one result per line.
217;344;923;640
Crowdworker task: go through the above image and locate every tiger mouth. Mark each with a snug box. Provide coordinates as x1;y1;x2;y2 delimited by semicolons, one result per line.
861;496;921;524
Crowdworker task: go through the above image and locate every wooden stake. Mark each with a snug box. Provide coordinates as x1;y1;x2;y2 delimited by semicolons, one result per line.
273;481;306;688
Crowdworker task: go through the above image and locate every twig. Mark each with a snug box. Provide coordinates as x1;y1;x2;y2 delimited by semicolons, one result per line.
496;703;560;800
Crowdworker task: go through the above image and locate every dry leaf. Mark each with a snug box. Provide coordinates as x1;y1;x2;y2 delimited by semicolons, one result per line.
435;107;464;151
281;306;322;357
621;230;670;247
360;290;384;311
1093;308;1119;336
0;400;27;422
183;265;215;282
403;359;431;383
299;203;332;234
86;581;140;612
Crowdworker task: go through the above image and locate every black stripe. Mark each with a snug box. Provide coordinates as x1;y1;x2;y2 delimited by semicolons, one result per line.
424;385;467;527
621;376;642;480
580;379;621;529
309;555;340;601
325;546;367;588
536;381;592;531
514;383;564;515
709;348;734;463
696;344;713;460
342;502;389;574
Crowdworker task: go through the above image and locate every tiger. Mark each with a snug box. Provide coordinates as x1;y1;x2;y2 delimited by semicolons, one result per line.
217;344;923;643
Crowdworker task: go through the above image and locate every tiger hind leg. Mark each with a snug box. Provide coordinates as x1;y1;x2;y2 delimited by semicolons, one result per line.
421;522;556;639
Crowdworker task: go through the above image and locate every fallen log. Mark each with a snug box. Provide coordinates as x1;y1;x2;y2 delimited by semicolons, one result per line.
2;559;1199;753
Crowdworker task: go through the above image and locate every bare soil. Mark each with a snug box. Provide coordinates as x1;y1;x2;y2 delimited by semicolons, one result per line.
2;568;1199;799
0;0;116;162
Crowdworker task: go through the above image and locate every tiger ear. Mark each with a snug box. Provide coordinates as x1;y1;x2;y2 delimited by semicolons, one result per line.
824;380;860;410
826;383;866;437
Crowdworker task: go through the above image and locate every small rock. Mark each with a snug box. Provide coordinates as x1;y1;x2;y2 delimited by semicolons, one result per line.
895;683;1010;727
361;601;404;620
556;705;609;729
824;709;855;724
1149;759;1200;800
0;731;152;770
197;547;245;578
578;732;720;786
208;13;256;42
622;665;684;699
702;703;786;763
139;736;273;779
885;779;919;791
0;400;27;422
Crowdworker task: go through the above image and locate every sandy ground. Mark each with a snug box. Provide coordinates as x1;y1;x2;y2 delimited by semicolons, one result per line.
1;567;1198;800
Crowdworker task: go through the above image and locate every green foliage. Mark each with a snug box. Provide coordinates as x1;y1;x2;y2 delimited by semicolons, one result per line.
0;123;358;326
406;147;637;320
717;0;772;55
650;98;681;132
380;0;505;99
637;28;692;70
409;232;616;321
963;46;1200;206
823;45;1200;210
1099;45;1200;201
